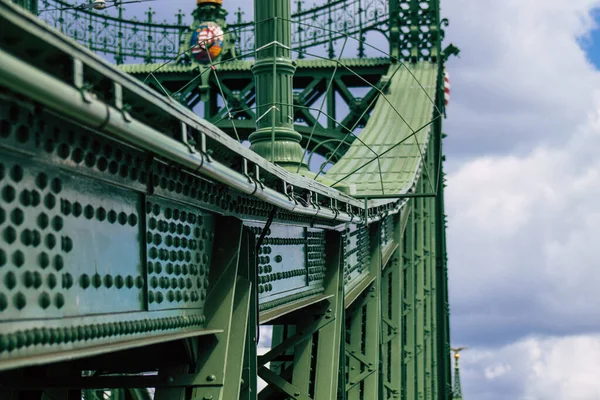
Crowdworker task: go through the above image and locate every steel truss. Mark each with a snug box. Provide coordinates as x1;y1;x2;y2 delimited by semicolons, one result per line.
126;60;389;163
0;1;452;399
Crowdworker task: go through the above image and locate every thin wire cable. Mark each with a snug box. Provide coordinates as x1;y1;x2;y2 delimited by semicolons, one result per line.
221;101;384;167
295;51;437;192
133;14;440;194
210;106;257;126
305;138;345;167
141;43;196;84
278;15;443;116
313;92;378;180
147;72;171;98
283;106;385;192
277;103;381;163
328;114;442;188
204;38;242;142
299;50;415;132
277;15;440;193
295;35;349;173
312;64;405;181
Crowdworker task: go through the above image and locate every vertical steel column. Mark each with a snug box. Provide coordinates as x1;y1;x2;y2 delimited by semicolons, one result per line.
154;217;248;400
427;137;438;400
346;300;362;400
436;167;452;399
291;321;313;396
240;228;259;400
404;205;416;400
408;0;420;62
346;223;381;400
312;230;345;400
434;32;452;397
380;212;404;399
423;175;433;400
363;223;381;399
250;0;307;171
415;186;426;400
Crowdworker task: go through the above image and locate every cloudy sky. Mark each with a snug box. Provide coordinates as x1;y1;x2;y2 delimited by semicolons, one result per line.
443;0;600;399
48;0;600;398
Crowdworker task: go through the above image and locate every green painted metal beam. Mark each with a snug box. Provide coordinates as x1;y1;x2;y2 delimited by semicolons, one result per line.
404;205;417;400
249;0;307;171
0;2;453;400
311;230;345;399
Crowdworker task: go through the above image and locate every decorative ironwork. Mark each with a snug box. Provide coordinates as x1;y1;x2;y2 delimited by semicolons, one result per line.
27;0;397;64
291;0;389;58
36;0;188;64
18;0;446;64
396;0;442;61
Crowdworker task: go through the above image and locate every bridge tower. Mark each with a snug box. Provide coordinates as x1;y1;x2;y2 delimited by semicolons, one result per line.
451;347;467;400
0;0;457;398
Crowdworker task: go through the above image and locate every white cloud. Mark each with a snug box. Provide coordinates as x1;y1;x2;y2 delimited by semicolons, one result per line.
446;0;600;332
442;0;600;398
443;0;600;158
484;363;511;380
462;335;600;400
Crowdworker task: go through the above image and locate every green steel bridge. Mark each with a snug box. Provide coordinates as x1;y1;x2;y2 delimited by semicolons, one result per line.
0;0;456;398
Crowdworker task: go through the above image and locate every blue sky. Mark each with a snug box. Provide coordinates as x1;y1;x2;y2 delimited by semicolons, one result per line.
579;6;600;68
582;21;600;67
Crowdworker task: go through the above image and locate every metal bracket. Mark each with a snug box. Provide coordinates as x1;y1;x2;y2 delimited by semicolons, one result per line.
113;83;131;122
242;159;253;184
181;122;197;154
284;182;296;204
254;165;265;190
312;192;320;211
73;58;93;104
330;198;339;220
346;203;355;222
242;159;260;195
198;131;213;162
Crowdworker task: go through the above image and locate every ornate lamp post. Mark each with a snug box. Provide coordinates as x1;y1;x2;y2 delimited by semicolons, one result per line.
249;0;308;172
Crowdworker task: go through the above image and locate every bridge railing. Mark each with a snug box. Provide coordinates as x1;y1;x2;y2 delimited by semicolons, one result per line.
25;0;390;64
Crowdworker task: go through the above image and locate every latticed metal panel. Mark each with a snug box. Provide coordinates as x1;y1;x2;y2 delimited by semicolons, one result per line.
395;0;442;61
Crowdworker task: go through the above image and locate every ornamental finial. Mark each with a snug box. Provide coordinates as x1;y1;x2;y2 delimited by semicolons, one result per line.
196;0;223;5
